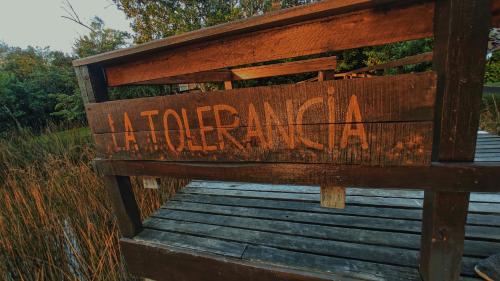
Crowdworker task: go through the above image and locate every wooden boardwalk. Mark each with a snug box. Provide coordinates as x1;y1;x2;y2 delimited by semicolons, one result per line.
131;133;500;280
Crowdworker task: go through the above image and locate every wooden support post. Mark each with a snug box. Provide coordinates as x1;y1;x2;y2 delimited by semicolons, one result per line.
224;80;233;90
320;185;345;209
75;64;142;238
420;191;470;281
420;1;491;281
74;65;108;104
104;176;142;238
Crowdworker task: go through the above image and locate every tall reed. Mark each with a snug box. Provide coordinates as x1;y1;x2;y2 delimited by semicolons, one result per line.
0;127;187;280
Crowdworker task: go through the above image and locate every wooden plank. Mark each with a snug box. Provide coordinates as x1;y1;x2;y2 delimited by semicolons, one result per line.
231;56;336;80
139;57;336;85
135;69;233;85
320;185;345;209
94;160;500;192
134;228;247;258
338;52;433;76
73;0;418;67
142;216;481;277
179;187;500;213
87;73;436;133
143;217;421;268
121;238;340;281
186;181;500;204
88;73;436;166
172;193;500;227
159;202;500;246
243;245;421;281
103;2;435;86
93;122;434;165
103;176;142;238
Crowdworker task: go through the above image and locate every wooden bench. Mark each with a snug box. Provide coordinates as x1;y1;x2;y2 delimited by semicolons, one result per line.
74;1;500;280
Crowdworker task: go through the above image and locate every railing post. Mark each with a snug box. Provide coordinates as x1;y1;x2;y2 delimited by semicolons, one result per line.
75;63;142;238
420;1;491;280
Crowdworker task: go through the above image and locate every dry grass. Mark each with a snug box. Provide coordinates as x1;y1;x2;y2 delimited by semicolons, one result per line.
0;127;187;280
480;94;500;135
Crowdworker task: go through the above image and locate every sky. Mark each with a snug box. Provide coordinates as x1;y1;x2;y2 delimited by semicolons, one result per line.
0;0;133;54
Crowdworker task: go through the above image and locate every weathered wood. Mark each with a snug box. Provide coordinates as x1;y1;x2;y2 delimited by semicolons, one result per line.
73;0;418;67
93;122;434;165
94;160;500;192
432;2;491;162
75;65;108;103
87;73;436;133
419;1;492;280
87;73;436;165
121;238;344;281
173;192;500;227
338;52;433;77
103;176;142;237
420;191;470;281
224;80;233;90
231;56;336;80
103;2;434;86
133;57;336;85
320;185;345;209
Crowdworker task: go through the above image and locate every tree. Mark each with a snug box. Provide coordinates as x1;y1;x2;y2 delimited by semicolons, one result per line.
112;0;317;43
73;17;131;58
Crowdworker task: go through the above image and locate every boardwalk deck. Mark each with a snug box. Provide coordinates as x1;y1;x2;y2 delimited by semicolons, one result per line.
122;132;500;281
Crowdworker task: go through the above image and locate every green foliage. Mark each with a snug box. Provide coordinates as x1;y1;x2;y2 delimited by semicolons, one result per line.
485;51;500;84
113;0;317;43
73;17;131;58
0;45;78;132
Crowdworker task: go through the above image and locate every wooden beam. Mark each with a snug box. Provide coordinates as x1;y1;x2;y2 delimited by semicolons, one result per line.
121;238;344;281
231;56;336;80
73;0;500;68
94;160;500;193
420;1;492;280
338;52;433;77
420;191;470;281
103;176;142;238
73;0;406;67
86;73;437;166
75;65;108;103
320;186;346;209
135;70;233;85
130;56;336;85
102;2;434;86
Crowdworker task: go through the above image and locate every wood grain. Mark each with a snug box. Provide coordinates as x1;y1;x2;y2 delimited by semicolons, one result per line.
103;2;434;86
72;0;405;67
320;185;346;209
87;73;436;166
87;72;436;133
94;160;500;192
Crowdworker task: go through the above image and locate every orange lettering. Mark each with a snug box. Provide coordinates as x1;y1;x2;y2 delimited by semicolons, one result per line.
140;110;159;149
196;106;217;151
181;108;202;151
341;95;368;149
163;109;185;153
296;97;324;150
123;112;139;151
264;101;295;149
246;103;266;148
213;104;243;150
107;113;119;152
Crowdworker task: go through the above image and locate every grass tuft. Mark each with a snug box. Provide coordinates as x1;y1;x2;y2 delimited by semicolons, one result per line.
0;127;187;280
